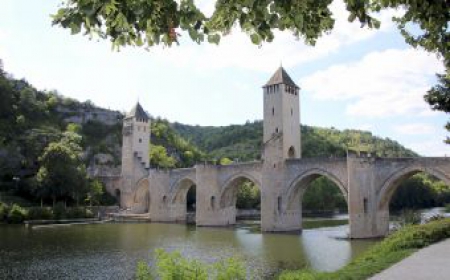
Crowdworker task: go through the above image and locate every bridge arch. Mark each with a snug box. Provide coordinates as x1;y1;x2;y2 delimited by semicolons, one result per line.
286;168;348;211
171;177;196;204
219;172;261;209
132;178;150;213
170;177;197;222
377;166;450;211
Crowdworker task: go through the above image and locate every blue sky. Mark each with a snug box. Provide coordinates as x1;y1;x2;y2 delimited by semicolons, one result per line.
0;0;449;156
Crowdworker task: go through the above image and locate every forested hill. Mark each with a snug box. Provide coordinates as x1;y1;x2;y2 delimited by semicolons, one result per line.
172;121;417;162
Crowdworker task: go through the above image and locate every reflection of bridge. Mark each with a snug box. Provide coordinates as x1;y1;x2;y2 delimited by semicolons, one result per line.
111;67;450;238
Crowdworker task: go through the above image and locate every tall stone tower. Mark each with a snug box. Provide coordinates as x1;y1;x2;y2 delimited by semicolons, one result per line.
261;67;301;232
120;102;150;208
262;66;301;161
121;102;150;172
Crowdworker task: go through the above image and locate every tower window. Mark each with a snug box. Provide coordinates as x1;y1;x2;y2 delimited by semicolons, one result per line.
211;196;216;209
275;127;279;133
277;196;282;212
288;146;295;158
272;107;275;116
139;138;142;143
291;108;293;116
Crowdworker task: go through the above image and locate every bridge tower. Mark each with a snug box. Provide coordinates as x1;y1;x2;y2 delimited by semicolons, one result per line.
262;66;301;161
120;102;150;208
261;67;302;231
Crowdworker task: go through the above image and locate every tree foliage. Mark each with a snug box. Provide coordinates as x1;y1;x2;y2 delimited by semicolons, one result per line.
303;177;347;212
149;144;177;169
52;0;338;49
36;132;88;205
425;74;450;143
173;121;417;162
150;118;205;168
391;173;450;211
236;181;260;210
51;0;448;62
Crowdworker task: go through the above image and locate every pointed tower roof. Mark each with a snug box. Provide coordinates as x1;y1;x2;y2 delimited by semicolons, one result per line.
264;67;298;88
126;102;149;121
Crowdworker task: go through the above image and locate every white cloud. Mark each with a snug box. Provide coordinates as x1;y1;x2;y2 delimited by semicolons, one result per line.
407;140;450;157
151;0;398;72
393;123;437;135
301;48;444;118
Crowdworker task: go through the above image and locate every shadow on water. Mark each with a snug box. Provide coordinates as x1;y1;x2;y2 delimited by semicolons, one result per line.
0;217;377;279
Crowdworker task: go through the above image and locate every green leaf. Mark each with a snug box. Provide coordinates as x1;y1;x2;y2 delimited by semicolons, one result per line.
250;33;261;44
207;34;221;44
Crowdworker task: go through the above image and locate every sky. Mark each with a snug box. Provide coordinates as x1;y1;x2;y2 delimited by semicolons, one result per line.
0;0;449;156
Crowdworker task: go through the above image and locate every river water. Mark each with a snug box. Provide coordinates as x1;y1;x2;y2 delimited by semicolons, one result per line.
0;217;380;279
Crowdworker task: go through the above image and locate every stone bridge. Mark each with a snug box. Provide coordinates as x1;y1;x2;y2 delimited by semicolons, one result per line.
115;68;450;238
126;155;450;238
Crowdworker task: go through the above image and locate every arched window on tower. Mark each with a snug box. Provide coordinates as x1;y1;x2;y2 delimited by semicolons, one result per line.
211;196;216;209
288;146;295;158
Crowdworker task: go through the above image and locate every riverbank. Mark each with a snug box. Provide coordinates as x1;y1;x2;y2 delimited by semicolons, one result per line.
278;218;450;280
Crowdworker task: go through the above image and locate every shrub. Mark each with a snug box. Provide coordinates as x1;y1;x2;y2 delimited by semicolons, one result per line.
27;207;53;220
66;207;94;219
66;207;87;219
53;202;66;220
0;202;10;222
7;204;28;224
85;208;94;218
393;209;422;229
214;257;247;280
135;249;248;280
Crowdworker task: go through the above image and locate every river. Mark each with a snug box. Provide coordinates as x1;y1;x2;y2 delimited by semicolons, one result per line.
0;216;382;279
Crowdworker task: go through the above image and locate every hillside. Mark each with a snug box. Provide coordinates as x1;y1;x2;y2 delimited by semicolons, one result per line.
172;121;417;162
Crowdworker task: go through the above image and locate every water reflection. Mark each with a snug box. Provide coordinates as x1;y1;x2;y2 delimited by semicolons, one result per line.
0;220;377;279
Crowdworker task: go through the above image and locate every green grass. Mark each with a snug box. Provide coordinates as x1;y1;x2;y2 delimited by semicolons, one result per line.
278;218;450;280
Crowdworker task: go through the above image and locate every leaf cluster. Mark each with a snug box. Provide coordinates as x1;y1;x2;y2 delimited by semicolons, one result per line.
52;0;387;49
136;248;247;280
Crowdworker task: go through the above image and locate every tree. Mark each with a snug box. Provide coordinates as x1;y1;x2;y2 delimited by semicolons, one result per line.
219;157;233;165
52;1;447;55
86;179;104;206
425;74;450;143
36;132;88;206
236;181;260;210
302;177;347;212
149;144;176;168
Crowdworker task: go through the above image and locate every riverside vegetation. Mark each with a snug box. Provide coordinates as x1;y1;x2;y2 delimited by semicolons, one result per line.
0;201;94;224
